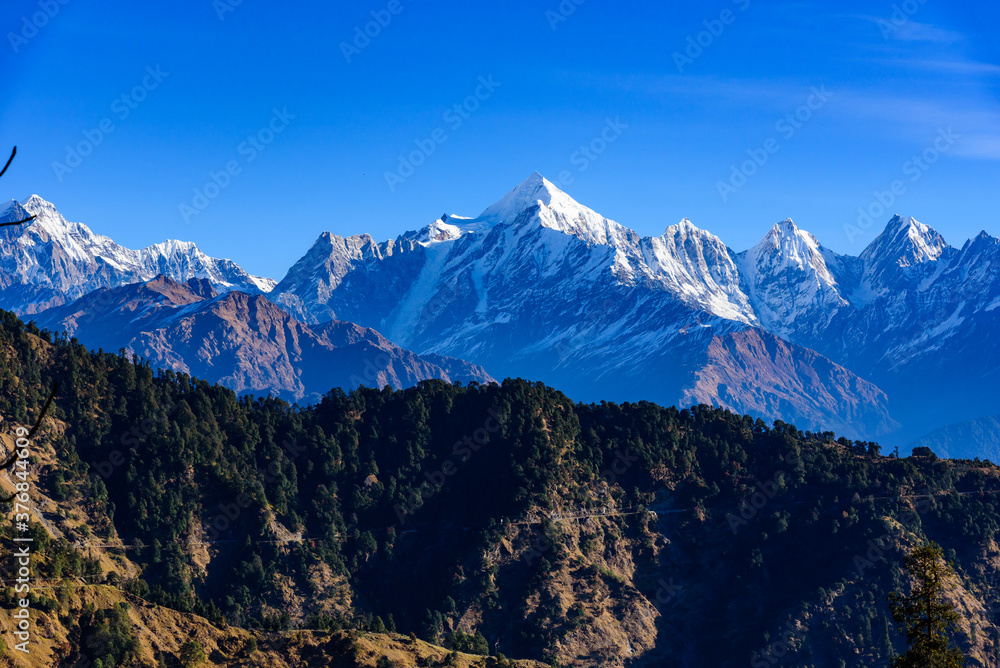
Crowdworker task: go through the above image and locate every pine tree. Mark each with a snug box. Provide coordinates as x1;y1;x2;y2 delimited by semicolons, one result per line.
179;640;206;667
888;542;966;667
881;614;894;658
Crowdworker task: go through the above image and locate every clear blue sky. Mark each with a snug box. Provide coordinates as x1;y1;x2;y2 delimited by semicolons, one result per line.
2;0;998;280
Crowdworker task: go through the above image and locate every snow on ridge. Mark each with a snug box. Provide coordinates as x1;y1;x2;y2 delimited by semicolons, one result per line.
14;178;990;350
745;219;836;283
634;218;756;324
249;276;278;293
905;220;947;263
4;195;276;309
476;171;556;223
861;215;948;267
277;174;974;333
736;218;851;336
147;239;199;255
474;172;631;248
406;214;495;246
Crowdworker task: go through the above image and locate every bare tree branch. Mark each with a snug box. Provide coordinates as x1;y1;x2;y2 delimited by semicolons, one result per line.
0;146;16;180
0;215;36;228
1;383;59;503
0;146;37;228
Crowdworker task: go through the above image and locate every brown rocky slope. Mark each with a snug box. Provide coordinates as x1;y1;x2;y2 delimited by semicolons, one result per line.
28;276;495;403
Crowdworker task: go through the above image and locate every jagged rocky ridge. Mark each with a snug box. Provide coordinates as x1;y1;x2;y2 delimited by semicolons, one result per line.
0;196;276;314
6;175;999;447
29;275;494;403
267;173;999;445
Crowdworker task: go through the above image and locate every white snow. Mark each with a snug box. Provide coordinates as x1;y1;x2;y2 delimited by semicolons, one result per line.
3;195;277;312
476;172;632;248
737;219;849;335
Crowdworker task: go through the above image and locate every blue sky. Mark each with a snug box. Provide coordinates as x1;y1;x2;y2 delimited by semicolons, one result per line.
1;0;998;280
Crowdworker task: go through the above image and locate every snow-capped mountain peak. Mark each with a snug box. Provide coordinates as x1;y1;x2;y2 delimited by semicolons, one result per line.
422;217;463;243
19;194;125;265
476;171;562;223
22;194;60;213
476;172;633;248
664;217;703;237
639;218;756;323
21;194;83;240
0;195;275;314
149;239;199;256
20;194;61;220
1;199;31;225
862;215;948;267
752;219;828;264
403;214;493;246
769;217;805;238
739;218;848;336
943;230;1000;297
853;216;953;302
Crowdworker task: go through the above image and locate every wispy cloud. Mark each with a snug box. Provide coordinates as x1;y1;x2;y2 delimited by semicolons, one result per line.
904;60;1000;76
560;71;833;112
849;15;964;44
831;91;1000;160
861;57;1000;77
890;21;964;44
575;70;1000;161
950;135;1000;160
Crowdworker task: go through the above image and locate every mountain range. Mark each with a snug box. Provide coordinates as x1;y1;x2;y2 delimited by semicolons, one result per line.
266;173;1000;447
0;195;275;314
4;174;998;451
28;275;494;403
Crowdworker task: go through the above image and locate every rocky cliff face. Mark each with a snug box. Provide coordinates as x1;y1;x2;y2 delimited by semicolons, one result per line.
29;276;494;403
682;329;899;438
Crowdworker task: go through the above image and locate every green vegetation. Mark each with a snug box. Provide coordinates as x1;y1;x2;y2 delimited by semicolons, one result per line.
889;542;966;667
179;639;207;666
2;309;1000;665
79;601;138;667
447;630;490;655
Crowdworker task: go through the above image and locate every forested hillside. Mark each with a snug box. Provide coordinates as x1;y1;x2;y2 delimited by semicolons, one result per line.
3;308;1000;667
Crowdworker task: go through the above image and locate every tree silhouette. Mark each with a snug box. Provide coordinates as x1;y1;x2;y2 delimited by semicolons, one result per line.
0;147;37;227
0;146;55;503
888;541;966;667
